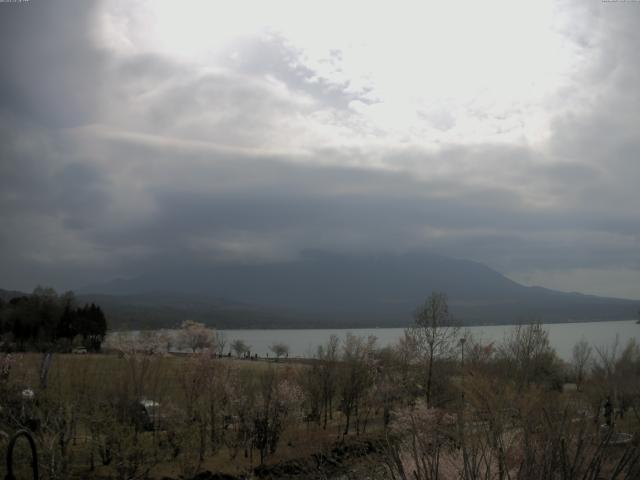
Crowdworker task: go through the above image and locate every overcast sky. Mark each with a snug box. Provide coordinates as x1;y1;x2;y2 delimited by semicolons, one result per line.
1;0;639;299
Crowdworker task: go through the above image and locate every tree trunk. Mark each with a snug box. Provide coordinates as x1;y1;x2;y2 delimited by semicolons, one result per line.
426;348;434;407
344;405;351;436
210;401;217;453
355;402;360;435
329;395;333;420
39;352;53;389
323;397;328;429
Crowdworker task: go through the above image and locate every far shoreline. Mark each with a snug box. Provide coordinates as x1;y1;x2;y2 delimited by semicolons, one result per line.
112;317;638;332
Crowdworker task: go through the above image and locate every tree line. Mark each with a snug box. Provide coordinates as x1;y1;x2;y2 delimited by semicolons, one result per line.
0;286;107;352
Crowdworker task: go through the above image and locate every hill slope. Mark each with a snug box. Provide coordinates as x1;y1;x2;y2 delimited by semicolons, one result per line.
75;251;639;328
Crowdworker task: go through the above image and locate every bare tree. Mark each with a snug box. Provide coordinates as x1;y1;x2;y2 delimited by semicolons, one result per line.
214;331;227;356
269;342;290;361
592;336;640;424
176;353;232;470
251;367;303;465
572;337;592;391
497;320;558;391
383;401;457;480
317;335;340;429
231;339;250;358
298;361;323;426
408;292;460;406
300;335;341;429
179;320;215;353
137;330;167;354
339;333;377;435
593;334;621;418
616;339;640;423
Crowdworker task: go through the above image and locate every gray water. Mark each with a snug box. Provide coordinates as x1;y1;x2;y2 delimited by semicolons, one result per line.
108;320;639;361
218;320;639;361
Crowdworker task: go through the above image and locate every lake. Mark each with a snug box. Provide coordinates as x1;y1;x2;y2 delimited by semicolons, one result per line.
219;320;639;361
108;320;639;361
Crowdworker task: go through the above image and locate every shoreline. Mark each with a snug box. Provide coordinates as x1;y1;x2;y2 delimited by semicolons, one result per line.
111;317;638;332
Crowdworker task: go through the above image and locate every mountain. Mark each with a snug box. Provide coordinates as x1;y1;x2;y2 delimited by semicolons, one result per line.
75;251;640;329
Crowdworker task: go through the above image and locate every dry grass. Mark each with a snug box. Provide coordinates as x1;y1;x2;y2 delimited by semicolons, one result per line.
1;352;376;479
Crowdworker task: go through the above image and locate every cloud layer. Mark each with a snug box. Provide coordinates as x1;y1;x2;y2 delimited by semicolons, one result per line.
1;0;639;299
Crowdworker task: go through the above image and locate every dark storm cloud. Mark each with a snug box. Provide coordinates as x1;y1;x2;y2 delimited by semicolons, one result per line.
0;0;105;127
0;0;639;298
1;116;639;293
3;126;629;272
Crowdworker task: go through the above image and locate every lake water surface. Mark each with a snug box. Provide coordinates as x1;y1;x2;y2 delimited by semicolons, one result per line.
109;320;640;361
218;320;639;361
